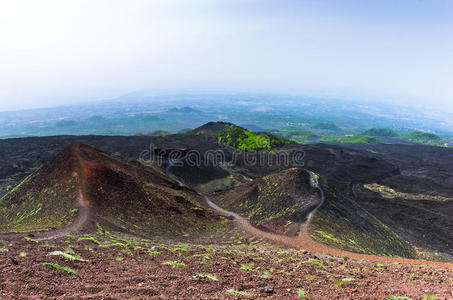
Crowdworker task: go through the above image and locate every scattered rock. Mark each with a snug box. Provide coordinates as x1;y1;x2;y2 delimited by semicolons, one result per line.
260;285;274;295
9;256;18;265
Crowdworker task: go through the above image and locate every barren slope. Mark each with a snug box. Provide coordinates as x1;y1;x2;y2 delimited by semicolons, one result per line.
0;143;221;237
210;168;319;235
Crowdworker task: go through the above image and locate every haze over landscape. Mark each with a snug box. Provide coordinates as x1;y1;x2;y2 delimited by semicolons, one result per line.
1;1;453;299
1;0;452;112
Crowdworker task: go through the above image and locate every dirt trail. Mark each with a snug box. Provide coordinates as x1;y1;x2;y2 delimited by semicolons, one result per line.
205;176;453;269
205;197;305;249
36;183;91;241
37;144;92;241
206;196;453;267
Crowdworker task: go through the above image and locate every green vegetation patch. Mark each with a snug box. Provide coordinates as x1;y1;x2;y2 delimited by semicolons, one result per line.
48;251;85;262
78;235;100;245
311;122;341;131
301;258;323;268
171;246;188;252
277;127;319;143
297;289;307;298
319;135;383;144
362;128;399;137
41;262;76;275
226;289;250;296
162;261;186;268
335;277;354;287
0;173;78;233
215;123;294;151
404;131;444;146
24;236;38;243
135;130;173;136
194;273;218;281
240;263;256;271
100;242;125;248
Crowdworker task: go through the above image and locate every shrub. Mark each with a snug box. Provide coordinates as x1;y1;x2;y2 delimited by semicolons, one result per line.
216;125;293;151
48;251;85;261
194;273;218;281
162;261;186;268
78;236;100;245
41;262;76;275
227;289;249;296
297;289;307;298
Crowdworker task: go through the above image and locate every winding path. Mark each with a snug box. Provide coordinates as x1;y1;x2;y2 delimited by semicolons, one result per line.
192;166;453;267
37;144;92;241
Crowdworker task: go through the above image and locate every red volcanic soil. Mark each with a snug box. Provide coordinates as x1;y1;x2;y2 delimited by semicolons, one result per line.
0;235;452;299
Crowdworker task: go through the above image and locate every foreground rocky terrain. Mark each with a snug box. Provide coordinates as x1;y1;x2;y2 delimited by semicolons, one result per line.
1;231;452;299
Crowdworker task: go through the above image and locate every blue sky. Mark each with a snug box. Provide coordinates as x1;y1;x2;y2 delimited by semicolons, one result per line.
0;0;452;112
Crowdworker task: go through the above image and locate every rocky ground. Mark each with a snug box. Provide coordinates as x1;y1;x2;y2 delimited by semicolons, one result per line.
0;232;452;299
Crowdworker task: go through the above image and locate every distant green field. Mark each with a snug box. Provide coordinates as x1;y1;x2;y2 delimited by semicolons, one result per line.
310;122;341;131
134;130;173;136
216;125;294;151
318;135;383;144
362;128;399;137
403;131;445;146
276;127;319;143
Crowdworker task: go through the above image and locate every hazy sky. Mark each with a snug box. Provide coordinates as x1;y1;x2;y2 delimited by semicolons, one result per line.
0;0;452;112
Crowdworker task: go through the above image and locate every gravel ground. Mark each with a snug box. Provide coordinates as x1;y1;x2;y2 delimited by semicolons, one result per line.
1;234;452;299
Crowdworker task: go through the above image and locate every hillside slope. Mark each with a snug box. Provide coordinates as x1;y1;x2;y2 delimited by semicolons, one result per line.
210;165;417;258
308;184;417;258
210;168;319;235
0;143;221;236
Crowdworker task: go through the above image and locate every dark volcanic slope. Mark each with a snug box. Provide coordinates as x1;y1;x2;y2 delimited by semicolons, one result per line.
0;132;232;198
308;184;417;258
211;168;319;235
0;143;220;236
0;144;81;232
326;143;453;260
